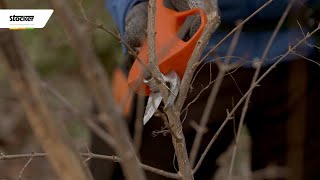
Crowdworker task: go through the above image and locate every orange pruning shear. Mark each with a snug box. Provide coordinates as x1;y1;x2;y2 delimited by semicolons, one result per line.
114;0;207;124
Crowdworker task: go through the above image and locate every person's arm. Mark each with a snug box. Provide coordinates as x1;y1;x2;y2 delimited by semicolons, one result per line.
105;0;146;39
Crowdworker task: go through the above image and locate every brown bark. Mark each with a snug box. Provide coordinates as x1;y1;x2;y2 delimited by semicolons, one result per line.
47;0;146;179
0;29;93;180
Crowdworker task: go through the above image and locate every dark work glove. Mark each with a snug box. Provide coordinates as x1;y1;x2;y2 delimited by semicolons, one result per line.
125;1;149;49
124;0;202;50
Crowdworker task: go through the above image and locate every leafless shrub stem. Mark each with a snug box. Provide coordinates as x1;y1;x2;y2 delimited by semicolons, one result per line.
0;27;93;180
193;25;320;174
227;1;296;178
47;0;146;179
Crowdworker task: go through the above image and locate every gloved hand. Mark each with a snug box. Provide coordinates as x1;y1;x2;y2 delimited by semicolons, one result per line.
124;0;201;50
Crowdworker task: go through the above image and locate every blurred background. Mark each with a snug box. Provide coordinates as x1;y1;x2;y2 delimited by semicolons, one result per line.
0;0;121;179
0;0;251;179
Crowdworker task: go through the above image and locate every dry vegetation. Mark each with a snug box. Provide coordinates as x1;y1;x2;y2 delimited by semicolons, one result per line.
0;0;319;179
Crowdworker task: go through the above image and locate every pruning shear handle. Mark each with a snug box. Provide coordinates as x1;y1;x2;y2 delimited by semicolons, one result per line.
128;0;208;96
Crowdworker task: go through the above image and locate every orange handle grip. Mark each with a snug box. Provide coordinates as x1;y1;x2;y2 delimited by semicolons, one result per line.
128;0;207;95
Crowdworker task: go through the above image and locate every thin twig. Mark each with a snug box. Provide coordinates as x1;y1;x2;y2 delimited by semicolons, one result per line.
189;68;225;166
80;10;172;101
224;20;243;64
175;0;220;112
291;52;320;67
48;0;146;179
81;2;190;178
297;21;320;50
193;25;320;174
157;110;180;140
227;1;295;178
0;15;93;180
83;139;92;163
180;60;245;125
42;80;116;148
0;152;180;179
41;81;78;114
18;156;34;180
199;0;274;64
189;23;242;167
85;21;152;78
182;57;245;116
77;0;88;21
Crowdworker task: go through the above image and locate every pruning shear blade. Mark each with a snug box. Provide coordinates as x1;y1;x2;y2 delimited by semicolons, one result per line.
143;70;180;125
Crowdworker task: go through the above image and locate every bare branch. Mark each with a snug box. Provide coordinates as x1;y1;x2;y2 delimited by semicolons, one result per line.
79;2;192;178
42;81;116;148
194;25;320;173
227;1;295;178
189;69;225;165
0;28;93;180
147;1;194;179
0;152;180;179
47;0;146;179
18;156;34;180
189;22;242;167
199;0;274;64
175;0;220;112
86;22;152;77
147;0;159;68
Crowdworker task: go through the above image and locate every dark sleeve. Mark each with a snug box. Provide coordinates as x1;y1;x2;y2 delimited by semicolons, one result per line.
105;0;146;38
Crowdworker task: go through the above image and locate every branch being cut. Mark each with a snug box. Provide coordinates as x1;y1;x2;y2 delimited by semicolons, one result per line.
175;0;220;112
171;0;275;172
47;0;146;179
146;1;194;179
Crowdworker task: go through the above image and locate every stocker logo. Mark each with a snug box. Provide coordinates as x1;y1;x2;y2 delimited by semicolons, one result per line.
9;15;35;22
0;9;53;29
